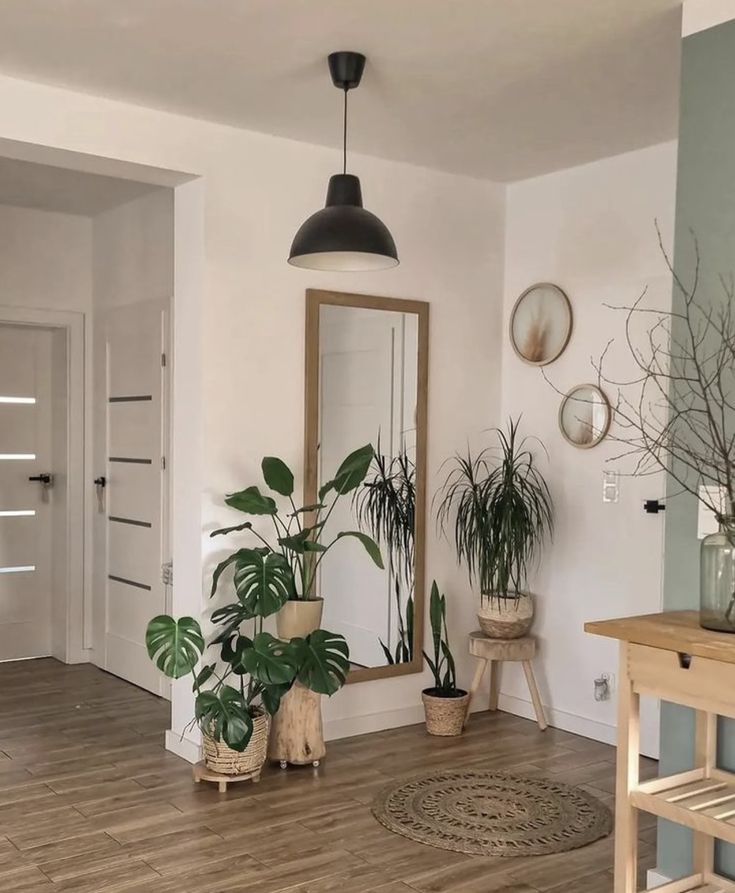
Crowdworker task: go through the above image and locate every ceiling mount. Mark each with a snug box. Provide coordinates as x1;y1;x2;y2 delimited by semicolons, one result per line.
328;51;366;91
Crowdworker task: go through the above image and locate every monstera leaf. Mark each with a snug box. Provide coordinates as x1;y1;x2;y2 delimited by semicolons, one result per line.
261;457;294;497
260;682;292;716
232;549;294;616
145;615;204;679
195;686;253;752
293;629;350;696
209;602;255;643
237;632;299;685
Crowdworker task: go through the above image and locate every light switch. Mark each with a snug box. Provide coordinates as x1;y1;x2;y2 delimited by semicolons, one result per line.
602;470;619;503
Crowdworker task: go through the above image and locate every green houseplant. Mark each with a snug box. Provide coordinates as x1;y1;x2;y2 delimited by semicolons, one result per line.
214;444;383;640
436;419;553;639
421;581;468;736
145;603;349;778
353;443;415;664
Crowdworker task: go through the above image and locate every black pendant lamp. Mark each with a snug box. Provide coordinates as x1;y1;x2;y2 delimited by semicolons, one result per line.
288;51;399;272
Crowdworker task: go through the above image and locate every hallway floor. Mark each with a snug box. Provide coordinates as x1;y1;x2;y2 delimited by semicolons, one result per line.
0;659;657;892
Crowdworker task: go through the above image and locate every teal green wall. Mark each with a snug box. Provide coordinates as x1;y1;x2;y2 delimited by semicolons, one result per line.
659;18;735;880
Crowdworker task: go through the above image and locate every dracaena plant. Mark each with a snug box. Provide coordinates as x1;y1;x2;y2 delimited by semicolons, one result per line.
211;444;384;604
436;419;553;607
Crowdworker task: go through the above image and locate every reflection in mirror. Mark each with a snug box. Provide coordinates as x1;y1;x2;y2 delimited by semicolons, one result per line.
305;290;428;682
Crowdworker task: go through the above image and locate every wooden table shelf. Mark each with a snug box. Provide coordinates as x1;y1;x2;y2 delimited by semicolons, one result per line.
585;611;735;893
651;875;735;893
633;769;735;845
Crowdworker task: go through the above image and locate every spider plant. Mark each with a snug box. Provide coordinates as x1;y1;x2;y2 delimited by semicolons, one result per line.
353;441;415;663
436;418;553;607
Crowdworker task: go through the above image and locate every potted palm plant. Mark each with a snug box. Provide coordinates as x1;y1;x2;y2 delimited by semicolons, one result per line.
422;581;467;736
213;445;383;641
436;419;553;639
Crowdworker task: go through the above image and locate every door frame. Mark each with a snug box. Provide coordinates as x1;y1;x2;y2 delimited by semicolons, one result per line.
0;304;87;664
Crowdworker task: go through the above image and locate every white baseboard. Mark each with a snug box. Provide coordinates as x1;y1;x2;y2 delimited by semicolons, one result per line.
647;869;671;889
165;729;201;764
497;692;617;746
325;704;426;741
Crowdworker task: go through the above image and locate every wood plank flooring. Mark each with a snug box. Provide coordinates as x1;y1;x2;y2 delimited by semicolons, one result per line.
0;658;657;892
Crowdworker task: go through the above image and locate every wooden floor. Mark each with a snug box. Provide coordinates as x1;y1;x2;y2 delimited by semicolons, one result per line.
0;659;657;893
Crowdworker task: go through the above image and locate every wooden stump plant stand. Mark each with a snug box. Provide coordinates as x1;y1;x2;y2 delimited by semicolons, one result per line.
586;611;735;893
465;631;547;730
268;681;326;768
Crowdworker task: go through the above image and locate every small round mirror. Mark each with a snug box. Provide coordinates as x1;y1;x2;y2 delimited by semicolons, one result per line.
559;384;611;449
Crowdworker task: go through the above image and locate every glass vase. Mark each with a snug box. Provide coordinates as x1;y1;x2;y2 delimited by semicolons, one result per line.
700;516;735;633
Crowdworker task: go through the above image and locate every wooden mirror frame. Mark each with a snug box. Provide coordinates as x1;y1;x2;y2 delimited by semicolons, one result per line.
304;288;429;684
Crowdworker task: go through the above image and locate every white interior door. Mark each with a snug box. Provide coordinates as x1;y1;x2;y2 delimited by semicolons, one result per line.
0;324;54;660
96;299;170;696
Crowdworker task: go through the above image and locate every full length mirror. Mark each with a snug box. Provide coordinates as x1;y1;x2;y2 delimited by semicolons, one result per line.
304;289;429;682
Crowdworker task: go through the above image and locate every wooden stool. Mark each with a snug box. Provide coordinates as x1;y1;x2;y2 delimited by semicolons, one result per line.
192;761;261;792
466;631;547;730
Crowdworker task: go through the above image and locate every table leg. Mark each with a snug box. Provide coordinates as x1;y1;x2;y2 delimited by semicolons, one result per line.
489;661;500;711
522;661;547;731
614;641;640;893
693;711;716;879
464;658;488;727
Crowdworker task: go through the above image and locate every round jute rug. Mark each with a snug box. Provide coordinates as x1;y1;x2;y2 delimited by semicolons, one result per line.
372;769;612;857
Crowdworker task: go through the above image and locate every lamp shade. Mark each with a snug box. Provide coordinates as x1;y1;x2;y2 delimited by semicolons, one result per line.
288;174;399;271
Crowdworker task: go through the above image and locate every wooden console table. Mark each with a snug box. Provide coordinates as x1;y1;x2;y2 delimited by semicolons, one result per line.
585;611;735;893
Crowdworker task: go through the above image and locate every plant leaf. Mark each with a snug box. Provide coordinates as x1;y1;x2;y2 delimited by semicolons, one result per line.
210;602;255;642
262;457;294;497
261;682;292;715
209;521;253;538
293;629;350;696
237;632;299;685
225;486;278;516
332;444;375;494
145;615;204;679
335;531;384;568
192;663;216;691
195;686;253;752
232;549;294;616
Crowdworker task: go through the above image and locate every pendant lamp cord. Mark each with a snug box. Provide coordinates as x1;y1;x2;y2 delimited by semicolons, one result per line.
342;87;348;175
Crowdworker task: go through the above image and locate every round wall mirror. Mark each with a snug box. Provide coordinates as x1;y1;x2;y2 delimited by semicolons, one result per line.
509;283;572;366
559;384;611;449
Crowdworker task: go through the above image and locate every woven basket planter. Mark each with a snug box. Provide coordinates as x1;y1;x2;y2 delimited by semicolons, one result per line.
422;689;469;737
478;593;534;639
202;710;269;776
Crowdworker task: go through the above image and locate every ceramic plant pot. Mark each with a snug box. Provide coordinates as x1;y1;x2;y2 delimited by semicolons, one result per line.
276;598;324;640
477;592;534;639
422;688;470;737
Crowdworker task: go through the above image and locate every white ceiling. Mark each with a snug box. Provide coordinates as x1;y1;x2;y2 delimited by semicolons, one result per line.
0;1;682;182
0;157;162;216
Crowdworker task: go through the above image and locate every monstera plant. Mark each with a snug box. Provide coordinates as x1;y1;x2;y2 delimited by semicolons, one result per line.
145;445;382;758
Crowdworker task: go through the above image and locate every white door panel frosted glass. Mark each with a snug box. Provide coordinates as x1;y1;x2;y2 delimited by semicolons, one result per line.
0;324;54;660
97;299;169;697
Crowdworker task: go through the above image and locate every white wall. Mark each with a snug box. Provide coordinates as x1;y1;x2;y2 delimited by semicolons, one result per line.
500;141;678;749
683;0;735;36
0;204;92;312
0;73;506;747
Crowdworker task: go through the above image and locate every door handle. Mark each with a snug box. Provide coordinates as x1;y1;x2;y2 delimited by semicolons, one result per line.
28;473;53;486
94;476;107;488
